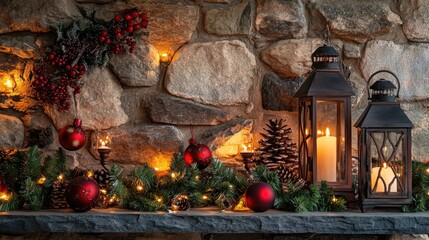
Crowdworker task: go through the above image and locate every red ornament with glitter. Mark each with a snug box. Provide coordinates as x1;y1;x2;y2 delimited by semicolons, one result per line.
244;182;275;212
58;119;86;151
183;127;212;170
65;176;100;212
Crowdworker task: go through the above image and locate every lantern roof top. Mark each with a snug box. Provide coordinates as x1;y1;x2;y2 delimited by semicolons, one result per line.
370;79;397;91
294;69;354;97
354;102;413;128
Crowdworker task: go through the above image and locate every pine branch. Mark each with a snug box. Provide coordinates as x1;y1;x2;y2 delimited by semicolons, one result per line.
25;146;41;181
109;165;129;207
20;178;43;211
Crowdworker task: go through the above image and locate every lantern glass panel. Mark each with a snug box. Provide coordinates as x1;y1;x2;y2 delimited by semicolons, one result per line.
368;130;406;196
298;99;313;180
315;99;346;183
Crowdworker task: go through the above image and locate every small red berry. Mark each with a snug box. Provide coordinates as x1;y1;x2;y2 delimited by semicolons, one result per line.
114;15;121;22
121;29;128;35
141;20;148;27
49;54;55;60
127;26;134;32
101;30;108;36
125;14;132;21
133;24;140;31
127;20;134;26
71;70;77;77
131;10;139;18
116;32;122;38
99;36;106;42
105;38;111;44
114;26;121;33
65;65;71;71
140;13;148;20
50;84;56;90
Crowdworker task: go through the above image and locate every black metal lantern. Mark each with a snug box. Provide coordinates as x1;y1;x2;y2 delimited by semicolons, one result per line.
354;70;413;212
294;45;354;195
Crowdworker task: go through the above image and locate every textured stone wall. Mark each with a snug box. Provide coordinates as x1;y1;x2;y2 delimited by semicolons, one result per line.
0;0;428;171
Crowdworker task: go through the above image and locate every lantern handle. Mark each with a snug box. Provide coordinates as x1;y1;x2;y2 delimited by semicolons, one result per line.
367;70;400;100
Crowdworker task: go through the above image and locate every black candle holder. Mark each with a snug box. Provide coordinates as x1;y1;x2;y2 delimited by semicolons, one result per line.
97;148;111;171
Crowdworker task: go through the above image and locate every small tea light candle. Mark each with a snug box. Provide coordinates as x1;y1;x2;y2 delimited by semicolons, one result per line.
371;162;397;193
160;53;169;63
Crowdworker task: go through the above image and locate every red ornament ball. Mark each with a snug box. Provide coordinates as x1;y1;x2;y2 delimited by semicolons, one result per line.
65;176;100;212
183;138;212;170
244;182;275;212
59;119;86;151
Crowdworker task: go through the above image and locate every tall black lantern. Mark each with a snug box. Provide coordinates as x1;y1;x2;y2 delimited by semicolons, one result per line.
294;45;354;194
354;70;413;212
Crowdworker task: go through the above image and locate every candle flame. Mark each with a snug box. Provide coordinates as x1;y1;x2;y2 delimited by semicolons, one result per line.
383;162;387;169
326;128;330;136
202;195;208;200
241;144;248;152
305;129;309;135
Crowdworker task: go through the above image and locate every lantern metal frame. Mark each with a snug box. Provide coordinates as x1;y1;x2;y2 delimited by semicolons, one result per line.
354;70;413;212
294;45;354;195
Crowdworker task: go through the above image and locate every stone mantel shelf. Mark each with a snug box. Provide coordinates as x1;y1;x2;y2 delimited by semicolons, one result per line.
0;208;428;234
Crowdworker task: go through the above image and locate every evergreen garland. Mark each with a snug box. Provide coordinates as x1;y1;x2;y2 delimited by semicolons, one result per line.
0;147;346;213
402;161;429;212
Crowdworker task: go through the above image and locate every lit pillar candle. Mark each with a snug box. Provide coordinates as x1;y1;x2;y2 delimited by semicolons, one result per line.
371;162;397;193
316;128;337;182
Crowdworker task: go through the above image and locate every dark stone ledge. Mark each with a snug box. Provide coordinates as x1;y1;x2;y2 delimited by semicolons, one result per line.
0;208;428;234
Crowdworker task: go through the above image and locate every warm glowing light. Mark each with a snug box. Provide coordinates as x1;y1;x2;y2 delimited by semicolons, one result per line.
171;172;177;179
229;184;233;189
195;175;200;180
0;74;15;92
154;167;159;171
383;162;387;169
86;170;94;178
100;189;107;195
160;53;169;63
57;174;64;181
202;195;209;200
37;176;46;185
331;196;337;203
136;185;144;192
325;128;330;136
109;194;117;203
156;197;163;203
305;129;309;135
317;130;322;135
0;193;10;202
97;131;111;149
426;168;429;174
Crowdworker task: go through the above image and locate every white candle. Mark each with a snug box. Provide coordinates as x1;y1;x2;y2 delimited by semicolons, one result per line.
316;128;337;182
98;140;111;149
371;162;397;193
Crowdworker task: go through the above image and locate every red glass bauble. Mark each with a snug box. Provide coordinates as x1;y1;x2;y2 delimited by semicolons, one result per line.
0;176;7;193
59;119;86;151
244;182;275;212
183;138;212;170
65;176;100;212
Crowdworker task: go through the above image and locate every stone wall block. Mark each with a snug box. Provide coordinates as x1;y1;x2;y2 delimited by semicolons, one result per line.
312;0;402;42
204;0;251;35
165;40;257;106
148;95;232;125
256;0;307;39
261;38;323;78
110;41;160;87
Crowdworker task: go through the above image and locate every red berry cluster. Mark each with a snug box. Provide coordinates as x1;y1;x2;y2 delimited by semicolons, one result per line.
99;10;149;55
31;10;148;112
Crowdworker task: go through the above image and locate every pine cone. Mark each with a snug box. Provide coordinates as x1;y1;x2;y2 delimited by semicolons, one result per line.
50;180;69;209
171;194;191;211
93;169;111;190
276;165;307;193
38;127;53;147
